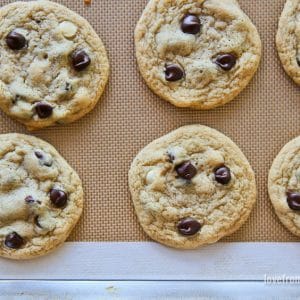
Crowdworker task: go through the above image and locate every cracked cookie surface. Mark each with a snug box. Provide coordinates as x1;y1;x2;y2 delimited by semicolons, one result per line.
0;0;109;130
268;136;300;237
129;125;256;249
276;0;300;85
134;0;261;110
0;133;83;259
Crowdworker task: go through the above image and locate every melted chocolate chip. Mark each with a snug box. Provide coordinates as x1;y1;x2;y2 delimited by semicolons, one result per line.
25;195;35;204
35;102;53;118
43;161;52;167
175;161;197;180
215;53;237;71
72;50;91;71
165;63;184;81
167;152;175;163
34;216;42;228
65;82;71;91
13;95;21;104
214;166;231;185
5;232;24;249
177;217;201;236
34;150;52;167
50;188;68;208
6;30;27;50
25;196;41;205
287;191;300;210
181;14;201;34
34;151;43;159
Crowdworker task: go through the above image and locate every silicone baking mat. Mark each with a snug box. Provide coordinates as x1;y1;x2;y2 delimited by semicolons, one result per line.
0;0;298;242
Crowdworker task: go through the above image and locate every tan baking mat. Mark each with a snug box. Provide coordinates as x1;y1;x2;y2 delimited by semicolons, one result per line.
0;0;298;242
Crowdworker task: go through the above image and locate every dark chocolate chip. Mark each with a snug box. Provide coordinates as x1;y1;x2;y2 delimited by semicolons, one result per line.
287;191;300;210
177;217;201;236
25;195;35;204
4;232;24;249
181;14;201;34
6;30;27;50
214;166;231;185
215;53;237;71
35;102;53;118
175;161;197;180
72;50;91;71
50;188;68;208
165;63;184;82
297;57;300;67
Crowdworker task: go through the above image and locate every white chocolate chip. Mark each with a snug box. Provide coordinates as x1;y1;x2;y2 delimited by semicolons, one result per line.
58;21;77;38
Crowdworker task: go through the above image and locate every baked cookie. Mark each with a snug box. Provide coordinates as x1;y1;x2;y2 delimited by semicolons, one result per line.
268;136;300;237
0;1;109;130
129;125;256;249
134;0;261;110
0;133;83;259
276;0;300;85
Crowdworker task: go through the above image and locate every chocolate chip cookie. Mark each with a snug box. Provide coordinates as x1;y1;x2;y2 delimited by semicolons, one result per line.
0;134;83;259
135;0;261;110
129;125;256;249
0;1;109;130
268;136;300;237
276;0;300;85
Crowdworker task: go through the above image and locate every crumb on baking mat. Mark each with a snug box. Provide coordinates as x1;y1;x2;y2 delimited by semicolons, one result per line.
84;0;91;4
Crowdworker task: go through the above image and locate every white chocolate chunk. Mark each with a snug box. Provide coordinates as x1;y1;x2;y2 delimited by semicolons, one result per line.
37;211;57;232
0;187;30;223
48;40;74;57
167;146;187;165
27;58;51;85
204;149;224;167
58;21;77;38
192;173;215;195
156;25;195;57
9;78;41;102
146;168;161;185
10;100;33;118
146;168;165;191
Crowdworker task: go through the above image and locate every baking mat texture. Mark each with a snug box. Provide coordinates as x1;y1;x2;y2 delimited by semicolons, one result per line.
0;0;298;242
